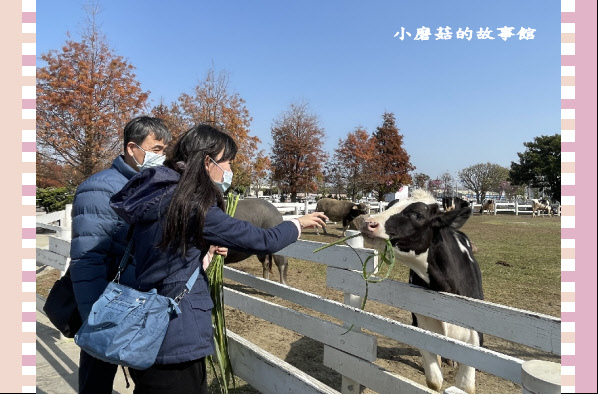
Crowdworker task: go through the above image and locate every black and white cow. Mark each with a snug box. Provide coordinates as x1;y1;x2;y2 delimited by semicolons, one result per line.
442;197;470;212
224;198;289;284
359;190;483;394
531;199;552;217
479;199;494;215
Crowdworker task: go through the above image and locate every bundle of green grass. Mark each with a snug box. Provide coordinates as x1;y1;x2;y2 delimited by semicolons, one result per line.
206;193;239;394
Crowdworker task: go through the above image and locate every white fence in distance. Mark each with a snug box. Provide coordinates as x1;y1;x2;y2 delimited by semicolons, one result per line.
35;205;560;394
469;201;561;216
274;201;388;228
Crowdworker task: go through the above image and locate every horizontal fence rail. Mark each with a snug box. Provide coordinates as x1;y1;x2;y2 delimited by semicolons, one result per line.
326;267;561;355
323;346;435;394
228;330;341;394
224;287;378;362
224;266;527;384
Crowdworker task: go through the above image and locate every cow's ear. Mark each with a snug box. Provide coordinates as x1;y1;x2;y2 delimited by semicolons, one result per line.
431;206;471;229
427;203;439;216
447;207;472;229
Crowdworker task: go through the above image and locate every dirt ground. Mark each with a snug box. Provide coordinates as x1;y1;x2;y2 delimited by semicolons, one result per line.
220;224;560;394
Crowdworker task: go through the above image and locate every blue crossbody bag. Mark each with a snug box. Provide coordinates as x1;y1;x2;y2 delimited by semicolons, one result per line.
75;233;200;370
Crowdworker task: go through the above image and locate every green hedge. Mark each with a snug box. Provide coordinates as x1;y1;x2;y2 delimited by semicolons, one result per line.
36;187;75;213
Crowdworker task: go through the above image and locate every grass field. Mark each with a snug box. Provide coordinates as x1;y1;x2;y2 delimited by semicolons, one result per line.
300;213;561;317
460;214;561;317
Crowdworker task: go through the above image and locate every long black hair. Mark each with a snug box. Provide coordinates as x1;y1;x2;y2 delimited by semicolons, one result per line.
158;124;237;255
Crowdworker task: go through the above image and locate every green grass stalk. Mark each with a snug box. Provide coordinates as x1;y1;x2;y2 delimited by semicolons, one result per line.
206;193;239;394
314;234;396;332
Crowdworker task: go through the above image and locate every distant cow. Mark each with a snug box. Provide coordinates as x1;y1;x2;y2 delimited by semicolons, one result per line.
224;198;289;284
442;197;470;212
360;189;483;394
479;199;495;215
531;199;552;217
315;198;368;236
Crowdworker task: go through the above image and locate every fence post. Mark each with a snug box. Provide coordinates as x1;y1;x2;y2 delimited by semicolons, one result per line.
304;199;309;214
515;200;519;216
521;360;560;394
61;204;73;245
340;230;365;394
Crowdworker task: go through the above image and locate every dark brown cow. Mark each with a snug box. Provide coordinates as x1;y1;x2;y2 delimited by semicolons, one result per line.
442;197;470;212
315;198;368;236
224;198;289;284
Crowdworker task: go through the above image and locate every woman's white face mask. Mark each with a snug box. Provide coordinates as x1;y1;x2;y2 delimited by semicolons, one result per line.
134;144;166;171
209;157;233;193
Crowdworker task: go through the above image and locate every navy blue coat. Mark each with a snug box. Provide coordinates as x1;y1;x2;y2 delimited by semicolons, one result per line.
70;156;138;322
109;166;299;364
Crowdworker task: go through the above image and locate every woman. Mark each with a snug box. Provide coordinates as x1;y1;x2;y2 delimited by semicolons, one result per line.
109;124;327;393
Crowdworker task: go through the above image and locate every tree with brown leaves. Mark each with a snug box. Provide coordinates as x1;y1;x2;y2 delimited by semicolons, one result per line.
333;127;376;201
36;153;73;189
371;113;415;201
412;172;431;190
251;153;271;195
270;102;328;202
37;13;149;185
150;100;188;139
154;67;260;191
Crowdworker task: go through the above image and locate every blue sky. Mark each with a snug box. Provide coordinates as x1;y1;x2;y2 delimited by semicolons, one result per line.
37;1;560;180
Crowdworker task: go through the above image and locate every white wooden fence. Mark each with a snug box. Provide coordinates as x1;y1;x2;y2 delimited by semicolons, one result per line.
470;201;561;216
272;201;388;219
36;205;560;394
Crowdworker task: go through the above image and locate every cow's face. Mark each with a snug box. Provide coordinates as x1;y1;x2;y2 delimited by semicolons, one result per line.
362;202;471;250
356;203;368;213
344;203;368;224
358;190;436;246
361;201;473;282
383;202;438;254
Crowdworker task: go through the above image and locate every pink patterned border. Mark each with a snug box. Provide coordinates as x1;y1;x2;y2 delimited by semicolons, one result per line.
21;0;36;392
20;0;596;392
560;0;576;392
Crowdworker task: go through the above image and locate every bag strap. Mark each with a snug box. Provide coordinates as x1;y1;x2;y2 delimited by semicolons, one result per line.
173;266;201;304
113;223;200;304
113;225;136;283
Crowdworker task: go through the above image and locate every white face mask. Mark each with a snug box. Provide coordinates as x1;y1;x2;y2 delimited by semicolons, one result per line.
134;144;165;171
210;157;233;193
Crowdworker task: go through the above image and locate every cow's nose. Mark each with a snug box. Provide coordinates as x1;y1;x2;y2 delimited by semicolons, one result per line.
364;220;379;232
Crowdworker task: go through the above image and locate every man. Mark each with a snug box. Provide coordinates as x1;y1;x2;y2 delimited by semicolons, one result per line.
69;116;172;393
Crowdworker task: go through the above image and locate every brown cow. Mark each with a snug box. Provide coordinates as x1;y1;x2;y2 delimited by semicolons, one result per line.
224;198;289;284
479;199;495;215
315;198;368;236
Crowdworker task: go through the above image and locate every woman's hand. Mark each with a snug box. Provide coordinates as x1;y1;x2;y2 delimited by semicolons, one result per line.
209;245;228;258
203;246;229;270
296;212;328;230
